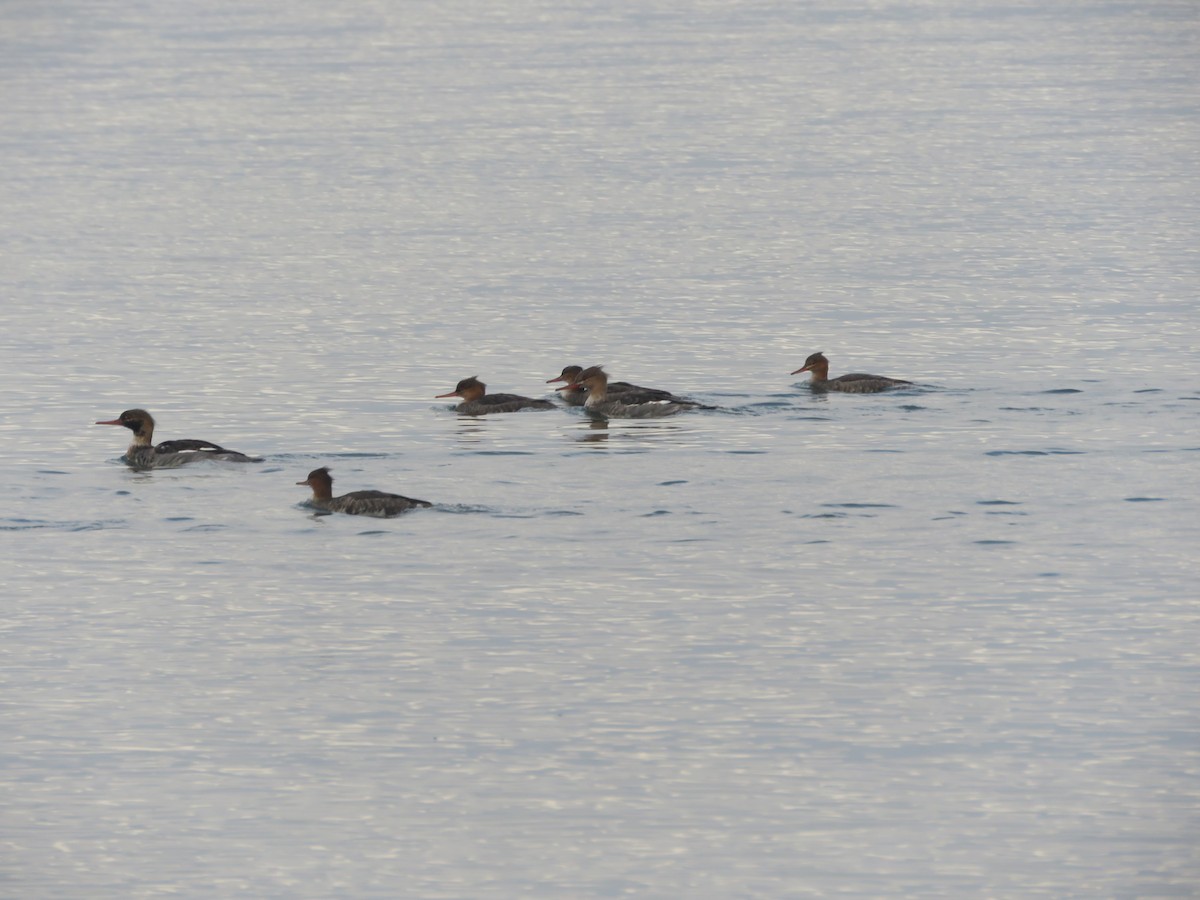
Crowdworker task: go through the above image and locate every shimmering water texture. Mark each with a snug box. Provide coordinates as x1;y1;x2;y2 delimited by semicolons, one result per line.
2;1;1198;897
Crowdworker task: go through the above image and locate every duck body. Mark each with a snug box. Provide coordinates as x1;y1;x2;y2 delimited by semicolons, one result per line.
569;367;706;418
297;467;431;518
791;352;911;394
95;409;262;469
436;377;556;415
547;365;676;407
458;393;558;415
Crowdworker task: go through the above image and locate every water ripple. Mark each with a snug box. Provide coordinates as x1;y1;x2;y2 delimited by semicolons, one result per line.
0;518;126;532
985;449;1085;456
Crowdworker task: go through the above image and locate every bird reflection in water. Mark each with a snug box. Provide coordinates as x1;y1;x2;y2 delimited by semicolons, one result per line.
454;416;488;445
572;417;693;446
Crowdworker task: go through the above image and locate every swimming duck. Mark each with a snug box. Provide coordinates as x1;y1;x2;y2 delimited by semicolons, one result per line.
296;467;432;517
791;352;912;393
436;376;556;415
95;409;262;468
567;366;706;418
546;365;676;407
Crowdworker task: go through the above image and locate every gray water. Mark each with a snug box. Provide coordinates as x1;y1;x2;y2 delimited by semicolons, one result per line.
3;1;1198;896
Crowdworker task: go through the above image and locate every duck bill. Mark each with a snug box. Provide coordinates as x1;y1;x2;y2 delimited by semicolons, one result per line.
434;391;461;399
791;366;812;375
95;418;123;426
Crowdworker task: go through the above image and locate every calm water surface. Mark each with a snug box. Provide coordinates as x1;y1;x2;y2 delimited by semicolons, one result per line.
2;1;1198;896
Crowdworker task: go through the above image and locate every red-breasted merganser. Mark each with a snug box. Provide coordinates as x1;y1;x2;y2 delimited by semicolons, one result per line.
566;366;707;418
547;365;676;407
296;467;431;517
791;352;912;393
436;376;556;415
95;409;262;468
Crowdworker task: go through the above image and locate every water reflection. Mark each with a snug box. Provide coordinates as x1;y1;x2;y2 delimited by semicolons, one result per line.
575;419;609;444
569;417;694;446
453;417;488;445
